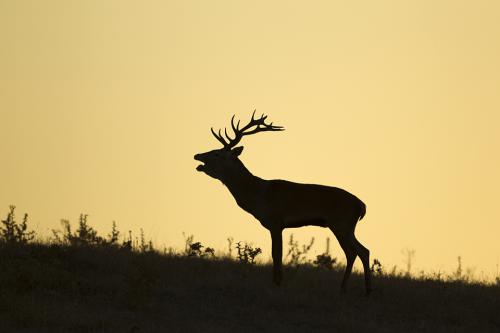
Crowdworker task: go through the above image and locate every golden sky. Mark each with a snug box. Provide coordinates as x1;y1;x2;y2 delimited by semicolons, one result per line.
1;1;499;277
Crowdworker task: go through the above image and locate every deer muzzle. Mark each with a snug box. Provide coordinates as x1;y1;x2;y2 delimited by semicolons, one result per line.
194;154;205;172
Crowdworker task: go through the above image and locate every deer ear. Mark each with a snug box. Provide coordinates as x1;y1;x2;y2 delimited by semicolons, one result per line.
231;146;244;156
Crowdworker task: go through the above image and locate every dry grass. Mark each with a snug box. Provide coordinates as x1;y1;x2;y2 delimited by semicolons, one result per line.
0;242;498;333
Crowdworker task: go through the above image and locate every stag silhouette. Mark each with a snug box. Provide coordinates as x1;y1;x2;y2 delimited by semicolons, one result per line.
194;111;371;294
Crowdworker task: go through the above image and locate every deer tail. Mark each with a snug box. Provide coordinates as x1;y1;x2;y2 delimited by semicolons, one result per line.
358;201;366;221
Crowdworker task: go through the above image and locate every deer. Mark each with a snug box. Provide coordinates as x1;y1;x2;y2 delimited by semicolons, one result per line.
194;111;372;294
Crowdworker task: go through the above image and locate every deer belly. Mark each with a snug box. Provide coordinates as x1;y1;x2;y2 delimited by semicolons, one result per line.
283;216;328;228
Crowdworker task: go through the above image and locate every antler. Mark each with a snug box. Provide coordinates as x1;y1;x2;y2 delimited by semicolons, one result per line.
211;110;284;149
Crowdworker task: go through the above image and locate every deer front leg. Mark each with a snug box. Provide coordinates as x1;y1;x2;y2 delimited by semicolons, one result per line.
270;228;283;286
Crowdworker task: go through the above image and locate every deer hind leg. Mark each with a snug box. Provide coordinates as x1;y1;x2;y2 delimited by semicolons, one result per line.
332;229;357;292
353;237;372;294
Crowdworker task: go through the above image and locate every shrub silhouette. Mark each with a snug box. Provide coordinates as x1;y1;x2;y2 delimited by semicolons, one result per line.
51;213;135;250
371;259;383;276
0;205;35;244
313;238;338;270
285;234;314;267
235;241;262;264
52;214;104;246
183;233;215;258
314;253;337;270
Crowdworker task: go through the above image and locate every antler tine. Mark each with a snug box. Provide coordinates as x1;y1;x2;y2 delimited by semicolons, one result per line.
211;127;229;147
269;121;284;130
218;129;229;144
231;115;239;132
224;127;234;141
240;124;284;136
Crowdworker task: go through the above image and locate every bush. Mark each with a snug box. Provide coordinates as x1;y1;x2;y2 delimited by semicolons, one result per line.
51;214;132;249
313;253;337;270
371;258;383;276
183;234;215;258
285;234;314;267
0;205;35;244
235;241;261;264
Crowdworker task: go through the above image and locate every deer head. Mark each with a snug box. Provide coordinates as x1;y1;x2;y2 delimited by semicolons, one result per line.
194;110;284;181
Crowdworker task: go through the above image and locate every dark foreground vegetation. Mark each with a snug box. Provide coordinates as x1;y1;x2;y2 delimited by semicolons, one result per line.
1;206;499;332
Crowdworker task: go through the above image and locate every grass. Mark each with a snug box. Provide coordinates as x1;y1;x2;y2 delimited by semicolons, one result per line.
1;206;499;332
0;241;499;333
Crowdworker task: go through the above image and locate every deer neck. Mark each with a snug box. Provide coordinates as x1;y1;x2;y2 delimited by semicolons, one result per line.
220;162;265;213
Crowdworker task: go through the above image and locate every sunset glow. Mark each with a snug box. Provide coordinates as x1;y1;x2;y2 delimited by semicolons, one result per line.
1;0;499;278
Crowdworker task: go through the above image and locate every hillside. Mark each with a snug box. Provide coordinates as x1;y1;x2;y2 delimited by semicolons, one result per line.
0;242;498;333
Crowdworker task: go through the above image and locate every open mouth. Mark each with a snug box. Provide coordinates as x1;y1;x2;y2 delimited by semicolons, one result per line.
194;154;205;172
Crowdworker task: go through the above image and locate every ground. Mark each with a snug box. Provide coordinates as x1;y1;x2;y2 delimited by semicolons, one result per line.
0;243;498;332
